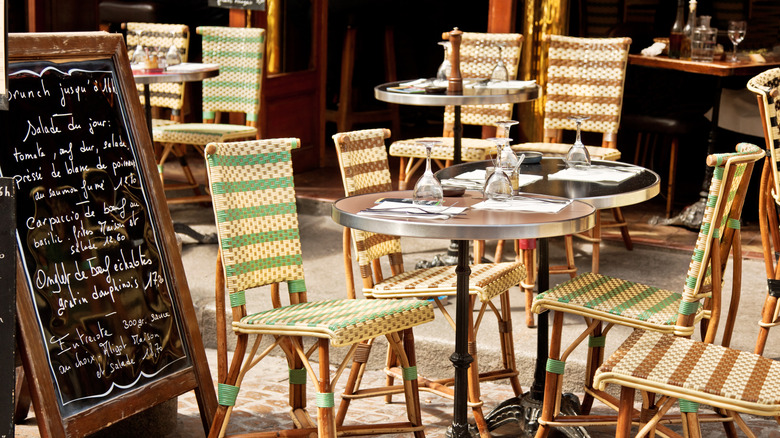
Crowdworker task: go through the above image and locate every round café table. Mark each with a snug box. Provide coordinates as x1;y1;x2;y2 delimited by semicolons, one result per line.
436;158;660;435
332;191;595;438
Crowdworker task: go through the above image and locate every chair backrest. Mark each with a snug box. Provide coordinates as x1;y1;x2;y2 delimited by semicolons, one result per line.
332;129;404;289
674;143;764;344
748;68;780;203
126;22;190;112
204;138;306;307
543;35;632;147
197;26;265;123
443;32;524;133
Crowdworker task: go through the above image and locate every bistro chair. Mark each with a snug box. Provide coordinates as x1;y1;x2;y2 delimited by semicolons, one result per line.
748;68;780;356
531;143;765;437
388;32;524;190
125;22;190;124
203;137;434;438
153;26;264;204
332;128;526;436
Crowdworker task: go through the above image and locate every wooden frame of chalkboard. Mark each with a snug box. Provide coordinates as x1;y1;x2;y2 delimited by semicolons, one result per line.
2;32;216;437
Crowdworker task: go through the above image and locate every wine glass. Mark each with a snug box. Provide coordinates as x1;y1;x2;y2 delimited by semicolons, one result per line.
436;41;451;83
565;116;591;169
166;32;182;66
727;20;747;62
484;138;513;201
412;140;444;205
129;30;146;65
495;120;518;139
490;44;509;82
494;120;520;167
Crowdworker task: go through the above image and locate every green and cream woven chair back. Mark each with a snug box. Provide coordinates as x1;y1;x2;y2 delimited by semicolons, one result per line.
206;137;304;300
126;22;190;117
543;35;631;148
199;25;265;124
748;68;780;204
332;129;404;284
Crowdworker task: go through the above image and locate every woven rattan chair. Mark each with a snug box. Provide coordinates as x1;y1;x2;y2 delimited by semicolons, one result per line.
154;26;264;204
125;22;190;124
531;143;765;438
748;68;780;356
388;32;523;190
204;137;434;438
332;128;527;436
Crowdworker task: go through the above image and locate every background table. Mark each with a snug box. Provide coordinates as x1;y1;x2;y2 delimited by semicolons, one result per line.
332;191;594;438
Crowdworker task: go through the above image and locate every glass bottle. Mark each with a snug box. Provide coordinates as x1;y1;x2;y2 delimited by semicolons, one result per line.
681;0;697;60
668;0;685;59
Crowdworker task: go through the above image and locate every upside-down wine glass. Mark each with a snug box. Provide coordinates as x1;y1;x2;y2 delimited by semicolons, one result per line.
727;20;747;62
413;140;444;205
484;137;513;201
565;116;591;169
130;30;146;65
490;43;509;82
494;120;519;168
166;31;182;66
436;41;451;83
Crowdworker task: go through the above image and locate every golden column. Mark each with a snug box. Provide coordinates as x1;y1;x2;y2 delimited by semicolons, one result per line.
518;0;569;142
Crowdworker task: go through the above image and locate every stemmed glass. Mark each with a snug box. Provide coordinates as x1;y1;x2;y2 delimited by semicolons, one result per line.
727;21;747;62
490;43;509;82
565;116;591;169
166;32;182;66
494;120;519;168
436;41;451;83
129;30;146;65
413;140;444;205
484;138;513;201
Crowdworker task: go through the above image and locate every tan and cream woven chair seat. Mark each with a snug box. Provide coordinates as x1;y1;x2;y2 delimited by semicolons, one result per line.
153;122;257;145
371;263;525;303
205;137;432;438
388;137;496;163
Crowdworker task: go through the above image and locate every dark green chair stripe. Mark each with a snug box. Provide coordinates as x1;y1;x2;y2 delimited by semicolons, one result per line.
213;150;289;167
707;194;718;208
554;275;614;303
588;335;606;348
203;50;264;59
222;228;300;250
289;368;306;384
403;366;418;381
316;392;335;408
692;248;704;262
546;359;565;374
679;399;699;413
713;166;724;180
203;110;216;119
219;66;263;74
229;291;246;308
288;279;307;293
202;34;265;44
700;222;710;236
686;275;698;289
225;254;303;278
203;96;260;106
211;177;294;196
678;300;699;315
204;80;261;89
215;202;297;224
635;293;683;323
218;383;240;406
246;113;258;122
607;285;662;315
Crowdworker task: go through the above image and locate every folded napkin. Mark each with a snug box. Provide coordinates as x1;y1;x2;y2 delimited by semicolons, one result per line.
472;197;571;214
485;80;537;89
640;42;666;57
166;62;220;72
358;201;467;220
547;166;642;183
442;170;543;190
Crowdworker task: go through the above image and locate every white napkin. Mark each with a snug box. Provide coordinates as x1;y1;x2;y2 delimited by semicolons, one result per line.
358;201;467;220
166;62;220;72
485;80;537;89
472;197;571;214
547;166;641;183
443;171;543;189
640;42;666;57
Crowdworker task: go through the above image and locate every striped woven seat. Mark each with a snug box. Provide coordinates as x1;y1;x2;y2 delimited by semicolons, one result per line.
594;330;780;436
388;32;524;190
532;143;765;438
333;128;526;435
204;137;433;438
154;26;264;204
748;68;780;356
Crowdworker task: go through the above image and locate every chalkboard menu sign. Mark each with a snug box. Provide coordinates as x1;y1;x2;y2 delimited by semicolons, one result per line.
0;179;15;438
3;32;215;437
208;0;266;11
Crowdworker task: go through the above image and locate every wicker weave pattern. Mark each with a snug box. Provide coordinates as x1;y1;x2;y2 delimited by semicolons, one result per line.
511;142;621;161
126;22;189;110
595;330;780;415
235;298;433;347
388;137;496;162
372;263;526;302
153;122;257;145
543;35;631;136
198;26;265;117
748;68;780;204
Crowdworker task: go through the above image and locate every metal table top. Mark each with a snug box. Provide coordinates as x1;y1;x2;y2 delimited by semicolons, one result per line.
374;80;540;107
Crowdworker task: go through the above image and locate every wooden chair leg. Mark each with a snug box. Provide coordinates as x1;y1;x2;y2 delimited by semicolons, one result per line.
563;235;577;278
535;310;566;438
318;339;337;437
580;322;604;414
612;207;633;250
518;240;536;328
592;214;602;274
666;137;679;218
499;291;523;396
400;329;426;438
615;386;635;438
494;239;505;262
398;157;409;190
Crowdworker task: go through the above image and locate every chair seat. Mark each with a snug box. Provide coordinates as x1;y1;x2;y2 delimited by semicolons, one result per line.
532;272;704;335
154;123;257;145
389;137;497;162
595;329;780;416
620;113;710;136
234;298;434;347
511;142;621;161
370;262;526;302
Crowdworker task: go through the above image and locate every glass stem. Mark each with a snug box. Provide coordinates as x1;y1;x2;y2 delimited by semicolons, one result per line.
425;148;432;174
